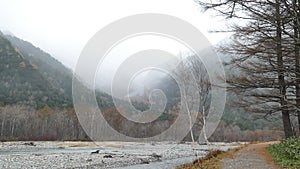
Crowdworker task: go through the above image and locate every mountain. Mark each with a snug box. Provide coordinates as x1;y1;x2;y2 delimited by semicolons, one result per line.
0;31;72;109
1;32;118;110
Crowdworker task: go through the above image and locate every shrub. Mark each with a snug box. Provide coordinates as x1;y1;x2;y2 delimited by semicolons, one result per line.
268;137;300;168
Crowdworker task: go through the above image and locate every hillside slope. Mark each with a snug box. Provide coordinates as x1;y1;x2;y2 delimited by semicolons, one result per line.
0;31;71;109
5;34;73;106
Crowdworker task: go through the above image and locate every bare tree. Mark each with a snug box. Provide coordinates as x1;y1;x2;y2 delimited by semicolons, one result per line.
174;53;211;144
174;55;196;142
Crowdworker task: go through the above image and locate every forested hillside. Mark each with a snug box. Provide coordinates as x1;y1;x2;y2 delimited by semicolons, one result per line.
5;35;73;105
0;32;70;109
0;31;113;141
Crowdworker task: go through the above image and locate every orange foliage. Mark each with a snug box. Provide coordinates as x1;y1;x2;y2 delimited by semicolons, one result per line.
30;63;39;70
14;47;23;58
19;61;26;68
38;105;52;117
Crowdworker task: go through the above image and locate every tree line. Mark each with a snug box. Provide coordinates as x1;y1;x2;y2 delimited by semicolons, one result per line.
0;105;87;141
0;104;283;142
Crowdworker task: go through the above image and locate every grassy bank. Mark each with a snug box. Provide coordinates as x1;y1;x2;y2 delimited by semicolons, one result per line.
268;137;300;168
176;147;242;169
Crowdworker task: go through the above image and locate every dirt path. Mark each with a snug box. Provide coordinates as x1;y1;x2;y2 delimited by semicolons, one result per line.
221;142;282;169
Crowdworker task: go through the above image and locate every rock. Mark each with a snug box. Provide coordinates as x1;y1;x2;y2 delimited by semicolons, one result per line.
91;150;99;154
140;158;150;164
103;155;113;158
151;153;162;159
24;142;36;146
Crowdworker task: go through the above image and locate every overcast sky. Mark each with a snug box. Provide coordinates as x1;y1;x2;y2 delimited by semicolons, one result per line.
0;0;229;69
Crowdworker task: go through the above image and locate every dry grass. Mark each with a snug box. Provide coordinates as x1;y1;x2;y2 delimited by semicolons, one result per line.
176;146;245;169
62;141;97;147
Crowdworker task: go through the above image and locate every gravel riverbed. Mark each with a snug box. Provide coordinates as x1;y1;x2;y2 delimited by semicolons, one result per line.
0;141;239;169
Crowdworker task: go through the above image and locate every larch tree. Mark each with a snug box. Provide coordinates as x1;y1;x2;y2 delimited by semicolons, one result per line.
197;0;298;138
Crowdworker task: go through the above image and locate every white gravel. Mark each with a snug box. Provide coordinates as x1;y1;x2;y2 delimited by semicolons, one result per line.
0;141;239;169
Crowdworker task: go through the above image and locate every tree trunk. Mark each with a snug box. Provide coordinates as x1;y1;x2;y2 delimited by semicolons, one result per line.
1;115;5;137
11;118;15;138
202;105;209;144
184;97;195;142
296;0;300;135
276;0;294;138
